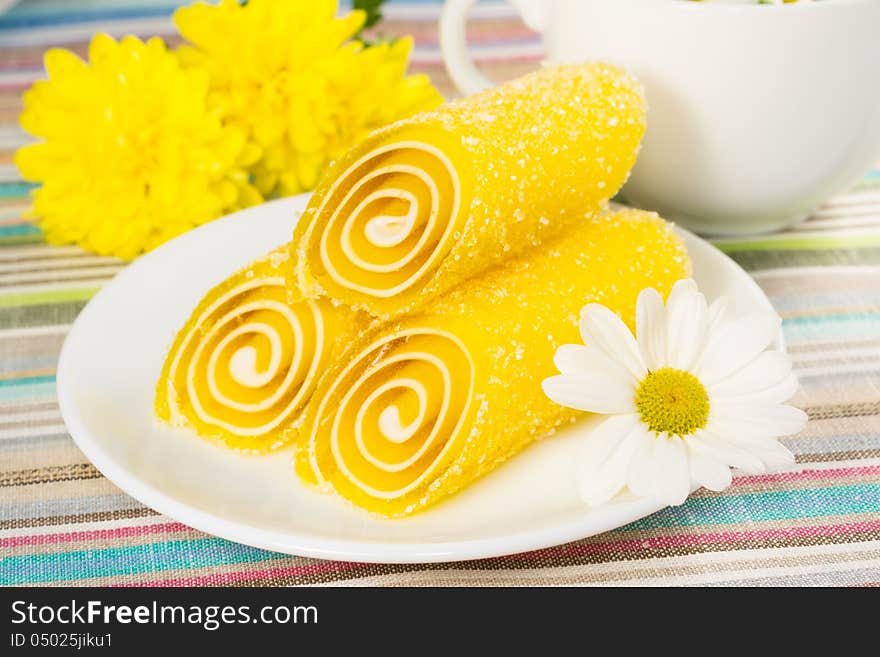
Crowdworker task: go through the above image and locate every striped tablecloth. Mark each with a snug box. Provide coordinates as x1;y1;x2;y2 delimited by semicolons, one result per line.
1;0;878;587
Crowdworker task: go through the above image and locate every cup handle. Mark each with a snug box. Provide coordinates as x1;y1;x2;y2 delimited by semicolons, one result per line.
440;0;549;95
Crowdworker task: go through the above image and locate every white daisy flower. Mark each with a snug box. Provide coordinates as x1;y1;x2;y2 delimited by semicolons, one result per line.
542;278;807;508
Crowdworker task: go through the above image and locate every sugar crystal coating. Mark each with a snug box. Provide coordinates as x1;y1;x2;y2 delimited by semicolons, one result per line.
291;63;647;319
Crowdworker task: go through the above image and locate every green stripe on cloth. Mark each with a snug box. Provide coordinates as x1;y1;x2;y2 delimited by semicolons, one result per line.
716;233;880;253
727;247;880;271
0;287;100;309
0;300;90;329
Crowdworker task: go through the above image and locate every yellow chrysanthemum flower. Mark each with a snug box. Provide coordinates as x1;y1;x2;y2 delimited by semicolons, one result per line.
175;0;443;197
16;34;262;259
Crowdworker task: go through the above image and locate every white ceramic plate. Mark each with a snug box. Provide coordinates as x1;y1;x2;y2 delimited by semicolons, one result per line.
57;195;779;563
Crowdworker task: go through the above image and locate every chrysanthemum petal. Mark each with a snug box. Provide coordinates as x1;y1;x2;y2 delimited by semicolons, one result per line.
88;32;118;65
173;0;441;198
43;48;86;80
553;343;637;385
576;415;642;506
665;279;708;371
541;373;635;414
12;143;53;180
579;303;646;379
696;311;781;386
16;32;264;259
635;286;667;370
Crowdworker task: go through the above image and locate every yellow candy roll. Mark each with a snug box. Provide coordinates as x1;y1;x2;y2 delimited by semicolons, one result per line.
156;247;370;452
299;209;691;516
292;63;646;318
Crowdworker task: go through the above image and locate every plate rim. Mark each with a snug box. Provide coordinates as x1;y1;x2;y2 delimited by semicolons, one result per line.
56;195;777;563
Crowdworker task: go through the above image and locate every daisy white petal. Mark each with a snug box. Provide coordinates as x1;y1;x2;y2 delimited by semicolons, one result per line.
665;280;708;371
625;426;658;498
576;415;643;506
737;437;797;471
714;373;800;407
651;436;691;505
636;286;667;370
670;278;699;296
579;304;646;379
706;296;729;336
553;343;637;386
731;434;796;471
541;372;635;414
685;445;733;492
690;429;767;474
696;311;781;386
710;403;808;438
709;350;793;398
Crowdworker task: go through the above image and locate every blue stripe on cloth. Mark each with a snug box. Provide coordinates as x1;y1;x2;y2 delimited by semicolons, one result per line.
0;183;36;198
0;0;449;31
0;224;41;239
623;484;880;531
783;314;880;343
0;3;185;30
0;538;281;585
0;380;56;403
0;374;55;388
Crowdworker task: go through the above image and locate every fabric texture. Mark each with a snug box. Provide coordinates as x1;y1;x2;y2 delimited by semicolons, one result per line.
0;0;878;587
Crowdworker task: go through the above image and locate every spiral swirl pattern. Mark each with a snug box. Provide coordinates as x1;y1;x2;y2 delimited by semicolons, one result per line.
315;141;462;299
308;328;475;501
162;276;331;449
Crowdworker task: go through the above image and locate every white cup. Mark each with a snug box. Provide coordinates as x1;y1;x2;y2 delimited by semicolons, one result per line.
440;0;880;236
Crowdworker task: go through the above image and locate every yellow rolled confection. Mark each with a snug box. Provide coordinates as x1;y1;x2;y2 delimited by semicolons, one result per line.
292;63;647;318
156;247;370;452
298;209;691;516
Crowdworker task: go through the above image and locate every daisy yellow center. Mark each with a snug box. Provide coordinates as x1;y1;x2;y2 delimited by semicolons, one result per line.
634;367;709;437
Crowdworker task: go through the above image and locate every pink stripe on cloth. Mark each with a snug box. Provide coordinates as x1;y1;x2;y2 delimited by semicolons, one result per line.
0;82;32;92
730;465;880;487
0;522;190;548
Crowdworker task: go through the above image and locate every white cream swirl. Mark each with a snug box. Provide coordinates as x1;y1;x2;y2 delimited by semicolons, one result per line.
166;277;326;439
309;328;475;499
316;141;461;298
